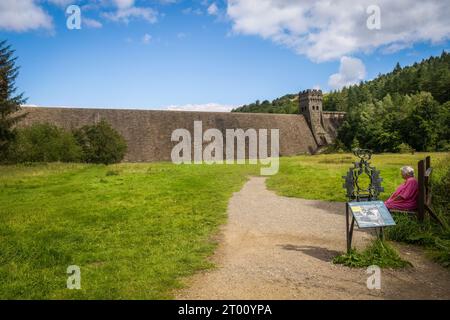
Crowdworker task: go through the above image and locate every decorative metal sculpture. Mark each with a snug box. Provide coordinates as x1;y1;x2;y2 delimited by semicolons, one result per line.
343;148;384;201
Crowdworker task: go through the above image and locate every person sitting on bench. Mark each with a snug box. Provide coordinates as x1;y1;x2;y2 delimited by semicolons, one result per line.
385;166;419;211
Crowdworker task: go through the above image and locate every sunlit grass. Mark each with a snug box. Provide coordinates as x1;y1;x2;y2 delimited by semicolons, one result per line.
266;152;449;202
1;152;448;298
0;162;259;299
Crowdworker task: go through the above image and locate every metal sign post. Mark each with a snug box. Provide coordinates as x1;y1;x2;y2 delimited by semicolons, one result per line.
343;149;395;253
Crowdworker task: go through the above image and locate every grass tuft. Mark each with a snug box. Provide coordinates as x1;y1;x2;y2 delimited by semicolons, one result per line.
386;213;450;268
333;239;412;268
105;170;120;176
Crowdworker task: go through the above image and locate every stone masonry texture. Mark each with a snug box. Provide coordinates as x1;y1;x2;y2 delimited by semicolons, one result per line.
19;107;344;162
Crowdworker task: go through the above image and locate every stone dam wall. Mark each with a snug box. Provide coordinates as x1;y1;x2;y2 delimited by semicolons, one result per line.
322;112;346;140
19;107;344;162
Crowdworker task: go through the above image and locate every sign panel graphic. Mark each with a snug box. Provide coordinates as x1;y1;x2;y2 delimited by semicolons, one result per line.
348;201;396;228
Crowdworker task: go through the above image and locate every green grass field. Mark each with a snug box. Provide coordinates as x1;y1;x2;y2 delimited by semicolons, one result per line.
0;152;448;299
0;162;259;299
266;152;449;202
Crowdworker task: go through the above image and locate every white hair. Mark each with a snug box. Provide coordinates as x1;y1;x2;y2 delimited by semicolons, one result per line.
401;166;414;177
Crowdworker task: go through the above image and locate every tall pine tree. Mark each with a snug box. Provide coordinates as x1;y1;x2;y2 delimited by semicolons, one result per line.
0;40;27;157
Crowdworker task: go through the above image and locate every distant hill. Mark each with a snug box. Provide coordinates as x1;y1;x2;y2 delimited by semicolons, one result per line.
232;51;449;113
232;52;450;153
232;94;298;114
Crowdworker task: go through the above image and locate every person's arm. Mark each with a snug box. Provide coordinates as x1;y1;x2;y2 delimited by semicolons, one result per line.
391;194;404;202
388;184;405;202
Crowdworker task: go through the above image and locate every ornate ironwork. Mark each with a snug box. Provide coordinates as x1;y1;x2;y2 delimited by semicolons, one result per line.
343;148;384;201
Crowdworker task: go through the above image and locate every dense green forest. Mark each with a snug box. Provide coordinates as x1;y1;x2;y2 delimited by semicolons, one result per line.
232;52;450;152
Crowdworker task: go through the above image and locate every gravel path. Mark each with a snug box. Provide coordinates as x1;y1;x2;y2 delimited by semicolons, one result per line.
176;177;450;299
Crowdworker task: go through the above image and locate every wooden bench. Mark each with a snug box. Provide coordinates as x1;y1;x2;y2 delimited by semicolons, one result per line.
391;156;444;226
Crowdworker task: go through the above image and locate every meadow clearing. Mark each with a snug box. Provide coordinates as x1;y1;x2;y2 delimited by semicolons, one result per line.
0;152;448;299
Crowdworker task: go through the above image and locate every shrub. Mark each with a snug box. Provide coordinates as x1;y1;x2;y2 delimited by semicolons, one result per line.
431;156;450;221
74;120;127;164
396;143;415;154
322;140;346;154
385;213;437;246
5;123;82;163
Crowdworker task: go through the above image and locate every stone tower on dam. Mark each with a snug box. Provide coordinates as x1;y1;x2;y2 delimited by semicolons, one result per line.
299;89;332;147
19;89;345;162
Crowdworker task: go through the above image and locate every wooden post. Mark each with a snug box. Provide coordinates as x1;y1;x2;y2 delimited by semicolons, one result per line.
425;156;431;171
417;159;425;222
425;156;431;206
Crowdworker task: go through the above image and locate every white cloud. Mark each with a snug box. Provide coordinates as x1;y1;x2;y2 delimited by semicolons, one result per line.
142;33;152;44
0;0;53;32
104;0;158;24
207;3;219;15
104;7;158;24
165;103;234;112
328;56;366;89
227;0;450;62
83;17;103;28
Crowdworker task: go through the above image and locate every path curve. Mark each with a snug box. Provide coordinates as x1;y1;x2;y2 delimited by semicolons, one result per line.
176;177;450;299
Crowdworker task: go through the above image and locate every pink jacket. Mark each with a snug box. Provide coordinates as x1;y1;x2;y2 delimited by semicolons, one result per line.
385;177;419;211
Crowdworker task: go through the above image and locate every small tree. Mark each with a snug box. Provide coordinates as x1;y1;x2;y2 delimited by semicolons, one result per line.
0;40;26;158
74;120;127;164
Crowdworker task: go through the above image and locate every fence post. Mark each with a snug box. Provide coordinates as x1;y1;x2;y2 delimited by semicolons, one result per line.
425;156;431;206
417;159;425;222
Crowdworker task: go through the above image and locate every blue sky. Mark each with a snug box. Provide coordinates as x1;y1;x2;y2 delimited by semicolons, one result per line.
0;0;449;111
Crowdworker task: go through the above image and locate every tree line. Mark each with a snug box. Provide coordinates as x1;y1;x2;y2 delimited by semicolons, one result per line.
233;52;450;152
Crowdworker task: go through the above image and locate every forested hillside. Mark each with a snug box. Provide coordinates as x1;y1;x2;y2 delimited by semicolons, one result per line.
232;94;298;114
232;52;450;152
